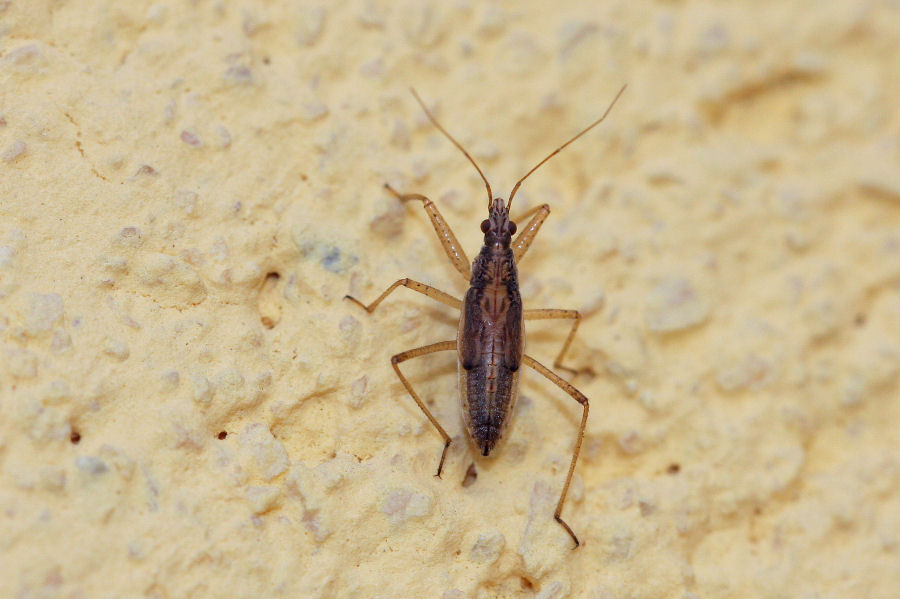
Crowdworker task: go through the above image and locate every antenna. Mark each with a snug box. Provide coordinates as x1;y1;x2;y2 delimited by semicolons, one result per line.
507;84;626;210
410;88;493;209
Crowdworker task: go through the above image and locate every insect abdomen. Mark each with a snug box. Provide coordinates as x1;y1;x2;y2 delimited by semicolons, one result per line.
458;278;524;456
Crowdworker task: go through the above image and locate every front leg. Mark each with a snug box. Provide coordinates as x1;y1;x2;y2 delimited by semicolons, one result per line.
511;203;550;264
384;183;471;281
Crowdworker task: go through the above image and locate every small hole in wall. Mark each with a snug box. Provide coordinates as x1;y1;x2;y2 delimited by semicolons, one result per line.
667;463;680;474
217;431;227;440
70;431;81;444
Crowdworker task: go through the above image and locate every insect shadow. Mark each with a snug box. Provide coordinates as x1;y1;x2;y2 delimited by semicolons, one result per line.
346;85;626;548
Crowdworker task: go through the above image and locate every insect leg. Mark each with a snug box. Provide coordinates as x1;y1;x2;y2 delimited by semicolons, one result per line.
523;308;581;375
511;203;550;264
345;278;461;313
384;183;472;281
521;354;589;549
391;341;458;477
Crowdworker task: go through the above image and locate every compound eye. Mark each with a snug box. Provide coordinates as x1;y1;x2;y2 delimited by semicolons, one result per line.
507;222;517;235
480;219;491;233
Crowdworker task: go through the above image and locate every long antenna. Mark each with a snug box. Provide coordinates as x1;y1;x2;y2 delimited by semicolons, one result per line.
507;84;627;210
410;88;493;209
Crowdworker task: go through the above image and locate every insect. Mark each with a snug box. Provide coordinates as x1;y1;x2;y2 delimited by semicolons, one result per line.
346;85;626;547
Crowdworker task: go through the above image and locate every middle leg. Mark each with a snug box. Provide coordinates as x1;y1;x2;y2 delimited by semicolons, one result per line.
345;278;461;314
523;308;582;375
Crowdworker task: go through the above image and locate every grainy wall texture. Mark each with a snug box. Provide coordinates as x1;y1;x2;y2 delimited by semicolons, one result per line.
1;1;899;598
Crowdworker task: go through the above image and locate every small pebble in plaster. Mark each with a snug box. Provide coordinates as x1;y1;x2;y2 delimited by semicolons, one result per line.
400;4;447;47
715;353;774;392
107;152;125;170
284;460;348;542
241;9;269;37
0;245;14;267
497;31;541;75
618;430;643;454
160;369;180;390
223;64;253;86
174;189;199;216
468;531;505;564
112;227;143;249
644;275;710;332
43;379;70;405
213;367;245;404
320;246;357;273
535;581;566;599
163;99;176;124
99;445;136;480
209;237;228;262
75;456;109;476
390;119;411;150
191;374;214;404
133;164;158;177
339;315;360;340
146;4;166;24
238;423;288;480
134;253;208;308
180;129;202;147
297;7;326;45
357;2;387;28
102;338;130;361
168;410;204;451
359;57;385;79
3;348;38;378
2;139;26;163
298;91;328;122
477;5;509;36
214;126;231;149
102;256;128;273
128;540;147;561
246;485;282;515
381;488;433;525
39;466;67;493
369;198;406;238
348;375;367;409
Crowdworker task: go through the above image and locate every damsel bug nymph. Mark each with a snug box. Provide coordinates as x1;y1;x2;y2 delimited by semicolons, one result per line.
347;85;626;547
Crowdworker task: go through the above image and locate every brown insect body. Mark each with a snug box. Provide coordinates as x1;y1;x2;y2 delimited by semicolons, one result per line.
458;199;523;456
345;85;625;547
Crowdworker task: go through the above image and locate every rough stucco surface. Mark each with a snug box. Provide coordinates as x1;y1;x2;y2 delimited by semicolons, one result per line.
1;1;899;597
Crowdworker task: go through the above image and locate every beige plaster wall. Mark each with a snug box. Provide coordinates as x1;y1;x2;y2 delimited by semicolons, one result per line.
1;1;899;597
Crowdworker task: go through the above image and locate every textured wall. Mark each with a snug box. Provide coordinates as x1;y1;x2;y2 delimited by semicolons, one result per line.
1;1;899;598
